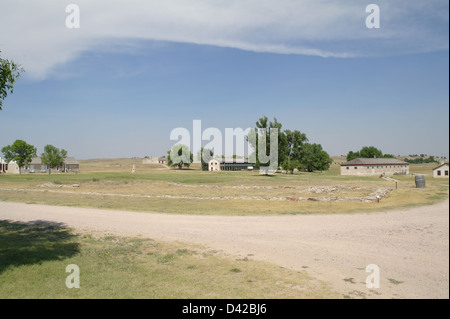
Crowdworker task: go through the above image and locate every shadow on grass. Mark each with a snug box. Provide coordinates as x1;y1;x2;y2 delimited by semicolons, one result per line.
0;220;80;274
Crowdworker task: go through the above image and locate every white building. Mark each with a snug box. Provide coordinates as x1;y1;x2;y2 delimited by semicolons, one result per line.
143;157;167;164
340;158;409;176
0;157;7;174
0;157;27;174
208;159;253;171
0;157;79;174
433;163;449;178
3;161;20;174
208;158;221;171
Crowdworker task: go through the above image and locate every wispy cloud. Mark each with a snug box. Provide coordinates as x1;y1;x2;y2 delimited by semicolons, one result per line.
0;0;448;79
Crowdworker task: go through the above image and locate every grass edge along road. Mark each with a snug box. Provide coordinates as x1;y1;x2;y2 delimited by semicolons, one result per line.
0;220;337;299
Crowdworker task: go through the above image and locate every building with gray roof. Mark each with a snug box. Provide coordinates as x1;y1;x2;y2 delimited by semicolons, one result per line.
340;158;409;176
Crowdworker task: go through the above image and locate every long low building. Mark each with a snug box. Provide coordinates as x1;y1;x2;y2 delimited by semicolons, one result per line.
0;157;80;174
208;159;253;171
340;158;409;176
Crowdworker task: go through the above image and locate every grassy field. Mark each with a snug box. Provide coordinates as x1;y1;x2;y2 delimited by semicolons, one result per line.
0;159;447;215
0;220;336;298
0;159;447;299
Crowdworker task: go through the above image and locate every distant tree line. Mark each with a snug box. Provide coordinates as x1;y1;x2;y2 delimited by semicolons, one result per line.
346;146;395;161
404;156;439;164
408;154;445;160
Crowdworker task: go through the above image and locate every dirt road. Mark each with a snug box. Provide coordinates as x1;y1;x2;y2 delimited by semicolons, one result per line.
0;200;448;298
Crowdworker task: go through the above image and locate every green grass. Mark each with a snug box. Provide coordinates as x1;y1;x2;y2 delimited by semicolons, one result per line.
0;220;337;298
388;278;404;285
343;278;356;284
0;161;448;216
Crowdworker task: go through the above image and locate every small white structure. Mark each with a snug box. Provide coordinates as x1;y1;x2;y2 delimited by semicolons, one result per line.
143;157;158;164
143;157;167;164
0;157;7;174
433;163;449;178
5;161;21;174
63;157;80;172
208;158;221;171
28;157;47;173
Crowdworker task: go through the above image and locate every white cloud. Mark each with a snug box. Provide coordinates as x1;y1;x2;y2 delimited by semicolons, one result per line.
0;0;448;79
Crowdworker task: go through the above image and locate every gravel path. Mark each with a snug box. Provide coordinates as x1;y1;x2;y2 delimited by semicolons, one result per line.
0;200;448;299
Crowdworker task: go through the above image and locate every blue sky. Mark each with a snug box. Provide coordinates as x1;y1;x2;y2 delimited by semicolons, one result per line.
0;1;448;159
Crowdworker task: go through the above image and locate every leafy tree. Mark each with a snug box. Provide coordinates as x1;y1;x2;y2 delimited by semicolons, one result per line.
346;150;360;161
198;147;214;171
300;143;333;172
285;129;308;159
167;144;193;169
346;146;394;161
0;52;24;110
247;116;288;168
41;144;67;175
1;140;36;174
282;129;308;174
246;115;333;173
281;158;301;174
359;146;383;159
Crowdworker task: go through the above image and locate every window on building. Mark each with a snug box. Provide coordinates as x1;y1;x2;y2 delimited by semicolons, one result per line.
437;171;442;176
346;167;349;170
445;170;448;176
354;167;358;169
